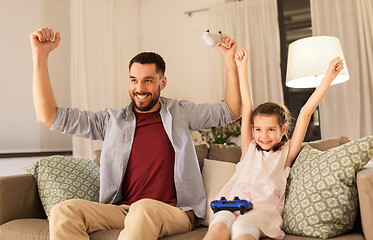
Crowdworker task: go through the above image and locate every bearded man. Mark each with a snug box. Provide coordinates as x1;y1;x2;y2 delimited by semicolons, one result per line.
30;27;241;240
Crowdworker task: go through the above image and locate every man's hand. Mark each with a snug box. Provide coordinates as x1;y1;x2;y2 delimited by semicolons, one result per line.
325;57;344;81
30;27;59;126
216;33;241;118
216;33;237;60
30;27;61;57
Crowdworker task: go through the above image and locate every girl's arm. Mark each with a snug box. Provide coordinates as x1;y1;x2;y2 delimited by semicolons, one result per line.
235;49;253;159
285;57;344;168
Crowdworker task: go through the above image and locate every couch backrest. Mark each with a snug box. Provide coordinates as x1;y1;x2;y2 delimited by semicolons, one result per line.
301;136;349;151
197;136;350;171
95;136;350;172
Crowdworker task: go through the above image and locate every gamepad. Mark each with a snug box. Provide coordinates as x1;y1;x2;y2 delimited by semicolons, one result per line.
202;30;222;47
210;196;253;215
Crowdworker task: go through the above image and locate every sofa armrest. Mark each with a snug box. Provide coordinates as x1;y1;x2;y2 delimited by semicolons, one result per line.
0;174;46;225
357;164;373;240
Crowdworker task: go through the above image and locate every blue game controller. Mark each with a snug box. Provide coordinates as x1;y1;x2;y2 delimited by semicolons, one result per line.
210;196;253;215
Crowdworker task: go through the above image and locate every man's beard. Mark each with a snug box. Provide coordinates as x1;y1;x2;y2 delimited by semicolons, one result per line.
130;86;160;112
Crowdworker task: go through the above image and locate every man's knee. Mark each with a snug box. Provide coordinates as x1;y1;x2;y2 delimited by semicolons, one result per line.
129;198;160;217
50;199;88;219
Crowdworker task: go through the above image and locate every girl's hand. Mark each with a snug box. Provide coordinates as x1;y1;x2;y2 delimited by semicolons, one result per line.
235;48;248;69
325;57;344;80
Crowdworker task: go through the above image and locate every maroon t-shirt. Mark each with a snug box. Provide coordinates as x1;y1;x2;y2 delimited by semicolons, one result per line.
118;110;177;205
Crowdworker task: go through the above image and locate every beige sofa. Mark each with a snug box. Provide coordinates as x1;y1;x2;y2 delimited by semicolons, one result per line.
0;137;372;240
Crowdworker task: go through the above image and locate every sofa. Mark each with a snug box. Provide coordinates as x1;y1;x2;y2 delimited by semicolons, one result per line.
0;136;372;240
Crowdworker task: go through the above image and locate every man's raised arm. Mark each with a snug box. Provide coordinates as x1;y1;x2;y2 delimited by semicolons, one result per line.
30;27;61;126
216;34;241;119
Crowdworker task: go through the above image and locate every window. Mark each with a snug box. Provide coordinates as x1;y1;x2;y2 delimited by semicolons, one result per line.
278;0;321;142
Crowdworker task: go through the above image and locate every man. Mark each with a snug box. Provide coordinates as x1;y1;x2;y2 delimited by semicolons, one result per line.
30;27;241;240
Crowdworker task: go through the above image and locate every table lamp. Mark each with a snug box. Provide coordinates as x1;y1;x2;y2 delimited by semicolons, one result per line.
286;36;350;88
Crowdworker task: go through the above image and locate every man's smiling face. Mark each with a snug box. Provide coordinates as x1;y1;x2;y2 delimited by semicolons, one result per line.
129;62;167;113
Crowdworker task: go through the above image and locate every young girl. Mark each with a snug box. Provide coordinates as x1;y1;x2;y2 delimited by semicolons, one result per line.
203;49;344;240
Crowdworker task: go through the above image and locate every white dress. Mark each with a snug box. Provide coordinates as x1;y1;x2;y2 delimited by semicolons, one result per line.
216;141;290;239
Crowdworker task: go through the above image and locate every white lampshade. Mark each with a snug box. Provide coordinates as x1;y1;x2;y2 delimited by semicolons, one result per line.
286;36;350;88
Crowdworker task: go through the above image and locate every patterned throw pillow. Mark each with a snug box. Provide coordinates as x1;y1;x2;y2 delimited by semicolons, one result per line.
24;155;100;219
283;136;373;238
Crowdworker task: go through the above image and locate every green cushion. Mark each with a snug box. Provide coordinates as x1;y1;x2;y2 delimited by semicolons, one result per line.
24;155;100;219
283;136;373;238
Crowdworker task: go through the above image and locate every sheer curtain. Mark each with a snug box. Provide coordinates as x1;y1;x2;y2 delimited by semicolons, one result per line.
70;0;131;159
311;0;373;139
208;0;283;107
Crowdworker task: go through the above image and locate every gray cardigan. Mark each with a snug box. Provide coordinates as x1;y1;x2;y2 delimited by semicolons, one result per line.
51;97;236;218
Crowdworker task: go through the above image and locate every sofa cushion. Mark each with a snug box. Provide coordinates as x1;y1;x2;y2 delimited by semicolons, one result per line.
5;218;344;240
0;174;46;225
195;144;209;172
0;220;363;240
208;144;241;163
0;219;49;240
283;136;373;238
161;227;208;240
24;155;100;219
201;159;236;226
357;164;373;240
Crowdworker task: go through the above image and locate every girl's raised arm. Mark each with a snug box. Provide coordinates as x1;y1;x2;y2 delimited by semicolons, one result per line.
235;49;253;158
285;57;344;168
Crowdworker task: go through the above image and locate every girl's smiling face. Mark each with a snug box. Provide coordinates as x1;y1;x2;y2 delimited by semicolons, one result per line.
252;114;286;150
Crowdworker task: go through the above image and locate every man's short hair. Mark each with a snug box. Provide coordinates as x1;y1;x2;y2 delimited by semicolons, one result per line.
129;52;166;77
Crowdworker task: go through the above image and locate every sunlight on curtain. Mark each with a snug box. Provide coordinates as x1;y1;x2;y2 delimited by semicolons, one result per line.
311;0;373;139
208;0;283;107
70;0;130;159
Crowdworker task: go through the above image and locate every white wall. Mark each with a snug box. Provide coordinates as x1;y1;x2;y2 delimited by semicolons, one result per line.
0;157;42;177
0;0;227;154
0;0;233;175
139;0;226;103
0;0;72;153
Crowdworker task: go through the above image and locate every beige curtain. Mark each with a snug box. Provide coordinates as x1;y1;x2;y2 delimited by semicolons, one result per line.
208;0;284;107
311;0;373;139
70;0;131;159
